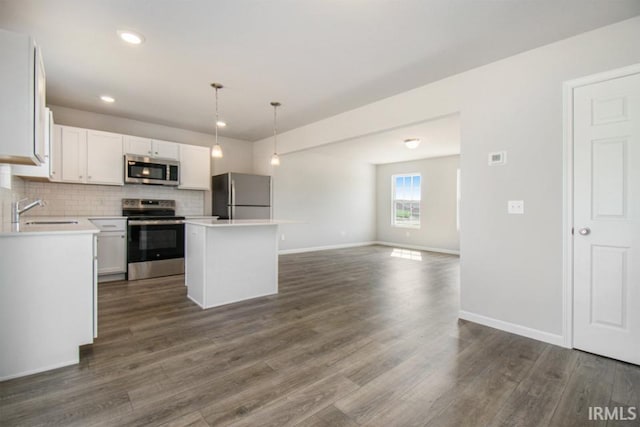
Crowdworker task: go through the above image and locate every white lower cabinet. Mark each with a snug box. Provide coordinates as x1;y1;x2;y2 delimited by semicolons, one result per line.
91;219;127;279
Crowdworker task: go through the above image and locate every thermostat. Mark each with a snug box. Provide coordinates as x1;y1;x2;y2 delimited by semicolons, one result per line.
488;151;507;166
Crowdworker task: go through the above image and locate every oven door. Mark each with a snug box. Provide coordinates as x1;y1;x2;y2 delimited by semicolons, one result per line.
127;220;185;263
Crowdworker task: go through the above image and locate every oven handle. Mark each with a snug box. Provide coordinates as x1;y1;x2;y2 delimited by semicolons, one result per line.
128;219;185;226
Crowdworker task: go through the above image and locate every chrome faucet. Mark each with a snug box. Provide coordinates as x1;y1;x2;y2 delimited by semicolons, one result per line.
12;198;45;223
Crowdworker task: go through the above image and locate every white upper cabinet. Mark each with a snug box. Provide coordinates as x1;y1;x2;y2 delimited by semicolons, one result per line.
86;130;124;185
151;139;179;160
0;29;47;165
12;108;53;179
179;144;210;190
123;135;152;157
123;136;179;160
49;124;62;181
52;125;123;186
60;126;87;183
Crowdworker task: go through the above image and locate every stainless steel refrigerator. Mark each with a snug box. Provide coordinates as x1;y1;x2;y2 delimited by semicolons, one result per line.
212;173;271;219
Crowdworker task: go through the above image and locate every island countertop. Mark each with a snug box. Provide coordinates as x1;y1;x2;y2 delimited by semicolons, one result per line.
185;219;295;227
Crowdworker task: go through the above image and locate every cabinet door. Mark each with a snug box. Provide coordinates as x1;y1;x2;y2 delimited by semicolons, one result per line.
96;231;127;275
60;126;87;182
179;144;210;190
87;130;123;185
123;135;152;156
11;108;51;179
49;124;62;181
152;139;179;160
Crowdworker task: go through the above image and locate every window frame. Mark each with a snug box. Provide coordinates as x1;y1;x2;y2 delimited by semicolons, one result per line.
391;173;421;229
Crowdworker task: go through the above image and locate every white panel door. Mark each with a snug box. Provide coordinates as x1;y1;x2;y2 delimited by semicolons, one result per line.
86;130;124;185
573;72;640;365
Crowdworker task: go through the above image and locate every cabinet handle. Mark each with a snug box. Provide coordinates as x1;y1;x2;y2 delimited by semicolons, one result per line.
88;176;92;180
79;175;83;179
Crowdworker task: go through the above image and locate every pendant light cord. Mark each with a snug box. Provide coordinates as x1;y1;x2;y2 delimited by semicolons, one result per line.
273;104;278;154
215;87;219;146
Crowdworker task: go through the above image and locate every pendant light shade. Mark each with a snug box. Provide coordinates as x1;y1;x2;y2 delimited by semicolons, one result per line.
211;83;224;158
270;101;281;166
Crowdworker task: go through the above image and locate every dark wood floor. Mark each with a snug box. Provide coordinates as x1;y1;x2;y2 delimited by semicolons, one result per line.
1;245;639;426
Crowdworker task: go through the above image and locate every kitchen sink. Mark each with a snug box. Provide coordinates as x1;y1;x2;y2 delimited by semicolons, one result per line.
25;220;79;225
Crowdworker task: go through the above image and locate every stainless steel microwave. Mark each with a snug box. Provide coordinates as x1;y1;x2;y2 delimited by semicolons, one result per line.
125;155;180;186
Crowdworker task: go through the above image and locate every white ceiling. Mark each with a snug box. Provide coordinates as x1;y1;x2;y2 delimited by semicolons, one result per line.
308;114;460;165
1;1;638;141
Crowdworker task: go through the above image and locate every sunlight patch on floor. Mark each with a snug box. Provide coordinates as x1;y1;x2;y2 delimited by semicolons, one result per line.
390;248;422;261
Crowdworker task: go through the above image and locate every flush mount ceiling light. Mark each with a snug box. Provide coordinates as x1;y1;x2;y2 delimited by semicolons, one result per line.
270;102;281;166
117;30;145;45
404;138;421;149
210;83;224;158
216;121;227;128
100;95;115;103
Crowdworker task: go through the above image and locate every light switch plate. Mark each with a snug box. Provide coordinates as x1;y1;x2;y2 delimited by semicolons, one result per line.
508;200;524;214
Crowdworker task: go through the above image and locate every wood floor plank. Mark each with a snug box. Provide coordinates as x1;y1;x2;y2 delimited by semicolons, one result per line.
547;351;617;427
1;245;638;427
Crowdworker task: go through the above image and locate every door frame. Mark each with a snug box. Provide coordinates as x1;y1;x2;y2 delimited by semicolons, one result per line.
562;63;640;349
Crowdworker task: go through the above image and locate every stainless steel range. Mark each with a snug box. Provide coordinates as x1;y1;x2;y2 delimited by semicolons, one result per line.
122;199;185;280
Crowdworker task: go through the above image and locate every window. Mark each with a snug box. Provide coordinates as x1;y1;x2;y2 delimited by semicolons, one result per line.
392;173;421;228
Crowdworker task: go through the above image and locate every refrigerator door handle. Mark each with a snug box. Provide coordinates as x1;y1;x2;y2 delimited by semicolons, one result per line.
230;178;236;206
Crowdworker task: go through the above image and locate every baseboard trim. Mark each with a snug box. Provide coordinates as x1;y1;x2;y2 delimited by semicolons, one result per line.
459;310;565;347
374;241;460;255
1;358;79;382
279;241;376;255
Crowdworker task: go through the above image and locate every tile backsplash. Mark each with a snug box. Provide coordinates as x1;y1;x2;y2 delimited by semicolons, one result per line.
19;181;204;217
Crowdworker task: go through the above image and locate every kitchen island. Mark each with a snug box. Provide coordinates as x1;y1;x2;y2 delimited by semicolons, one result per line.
185;219;284;309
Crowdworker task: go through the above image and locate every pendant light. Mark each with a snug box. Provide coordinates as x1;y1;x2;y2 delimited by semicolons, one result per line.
210;83;224;158
270;101;281;166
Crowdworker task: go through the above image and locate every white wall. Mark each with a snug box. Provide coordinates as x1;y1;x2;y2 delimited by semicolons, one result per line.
49;105;254;214
253;17;640;340
273;149;376;252
376;155;459;253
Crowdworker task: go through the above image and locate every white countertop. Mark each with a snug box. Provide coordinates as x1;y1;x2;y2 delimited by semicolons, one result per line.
185;219;293;227
88;216;127;220
0;217;99;237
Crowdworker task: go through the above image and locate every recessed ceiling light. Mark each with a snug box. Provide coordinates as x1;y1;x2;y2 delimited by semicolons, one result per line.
117;30;145;45
404;138;421;149
216;121;227;128
100;95;115;103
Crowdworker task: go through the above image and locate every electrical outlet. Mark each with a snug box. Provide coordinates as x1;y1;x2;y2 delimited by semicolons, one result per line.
280;234;285;241
508;200;524;214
